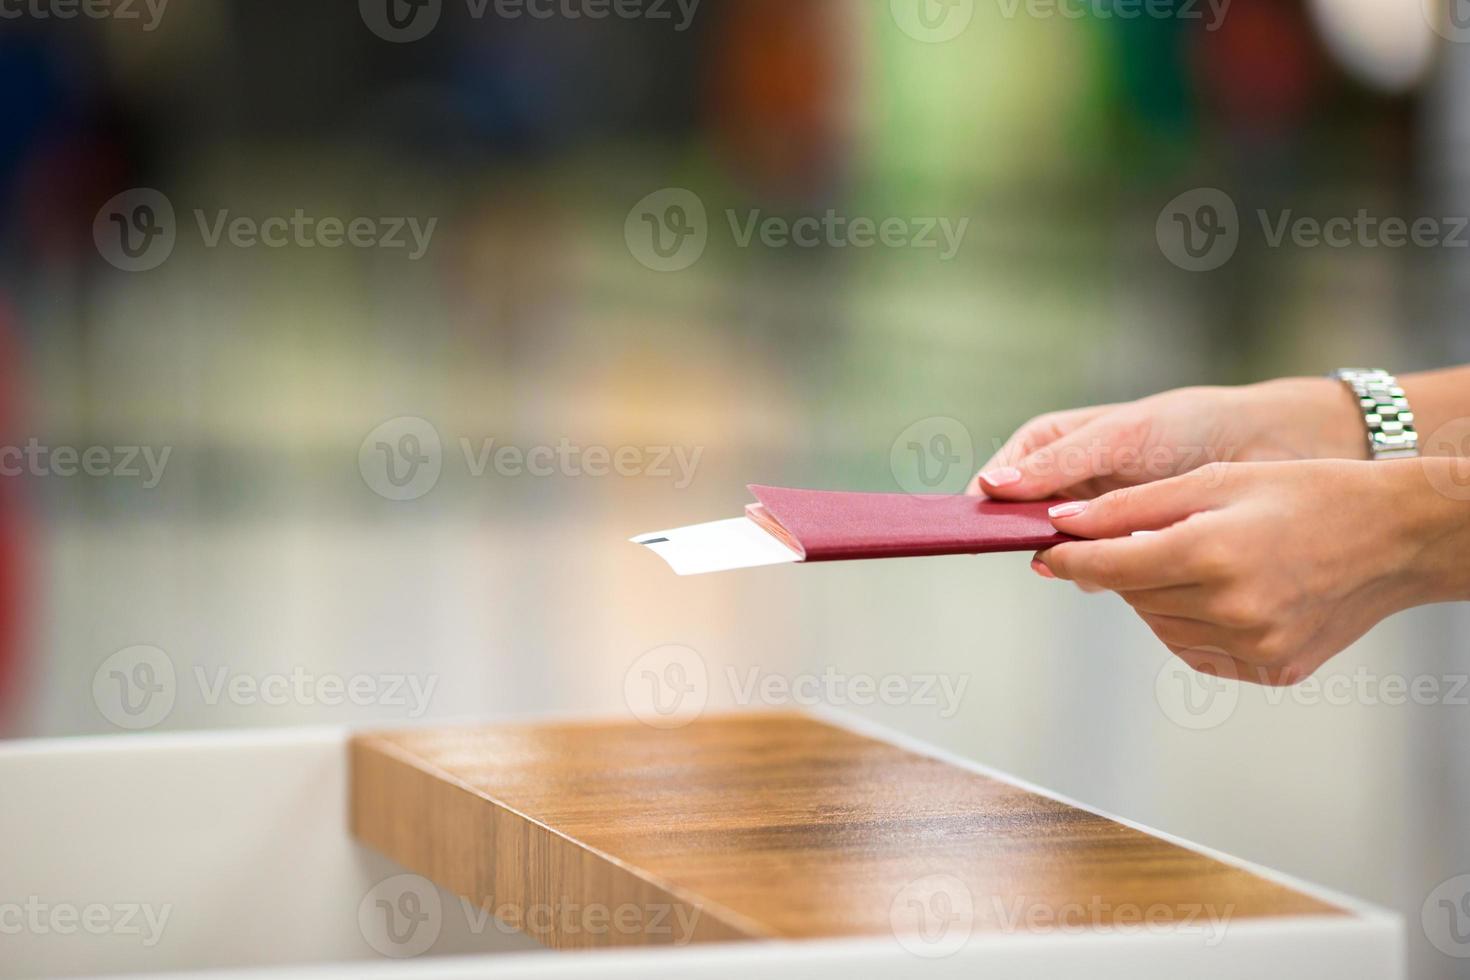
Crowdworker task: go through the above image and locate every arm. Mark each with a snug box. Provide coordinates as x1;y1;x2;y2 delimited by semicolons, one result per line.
983;365;1470;685
971;365;1470;500
1034;458;1470;685
1402;366;1470;455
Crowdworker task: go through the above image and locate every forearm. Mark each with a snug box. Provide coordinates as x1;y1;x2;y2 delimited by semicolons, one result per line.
1238;366;1469;462
1402;366;1470;454
1390;458;1470;605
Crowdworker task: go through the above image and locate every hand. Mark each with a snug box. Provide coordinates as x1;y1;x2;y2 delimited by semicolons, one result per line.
968;378;1366;502
1032;459;1470;685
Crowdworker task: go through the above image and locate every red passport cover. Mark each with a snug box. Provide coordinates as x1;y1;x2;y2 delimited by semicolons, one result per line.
746;485;1072;562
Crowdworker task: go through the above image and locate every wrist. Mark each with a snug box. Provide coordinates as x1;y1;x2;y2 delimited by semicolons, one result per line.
1401;368;1469;455
1383;459;1470;605
1241;377;1369;461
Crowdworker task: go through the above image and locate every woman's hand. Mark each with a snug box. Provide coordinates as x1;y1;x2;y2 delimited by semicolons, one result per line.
968;378;1367;501
1032;459;1470;685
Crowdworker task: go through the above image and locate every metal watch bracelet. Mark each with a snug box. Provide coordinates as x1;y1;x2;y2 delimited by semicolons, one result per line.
1329;368;1419;460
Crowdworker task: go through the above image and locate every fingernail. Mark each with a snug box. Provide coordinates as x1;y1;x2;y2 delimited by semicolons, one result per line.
980;466;1022;488
1048;500;1087;519
1030;558;1056;579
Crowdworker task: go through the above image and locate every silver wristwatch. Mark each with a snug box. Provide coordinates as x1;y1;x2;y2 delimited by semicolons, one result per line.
1330;368;1419;460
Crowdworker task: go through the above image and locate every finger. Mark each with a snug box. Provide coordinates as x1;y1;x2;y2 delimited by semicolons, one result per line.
1034;530;1197;591
976;406;1112;474
1045;468;1229;540
972;407;1115;498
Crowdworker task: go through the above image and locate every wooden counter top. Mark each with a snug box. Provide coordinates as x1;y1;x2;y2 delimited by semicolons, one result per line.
350;712;1343;951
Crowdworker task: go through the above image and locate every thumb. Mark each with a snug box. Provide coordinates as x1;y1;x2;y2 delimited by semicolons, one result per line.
977;419;1117;501
1045;467;1225;539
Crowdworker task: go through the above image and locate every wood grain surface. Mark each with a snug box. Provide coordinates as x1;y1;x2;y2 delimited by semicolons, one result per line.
350;712;1344;951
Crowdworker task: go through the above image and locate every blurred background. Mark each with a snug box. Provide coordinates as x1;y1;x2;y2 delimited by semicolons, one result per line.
0;0;1467;976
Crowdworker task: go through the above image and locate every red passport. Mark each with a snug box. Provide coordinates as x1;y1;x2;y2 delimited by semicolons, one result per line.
633;485;1072;575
